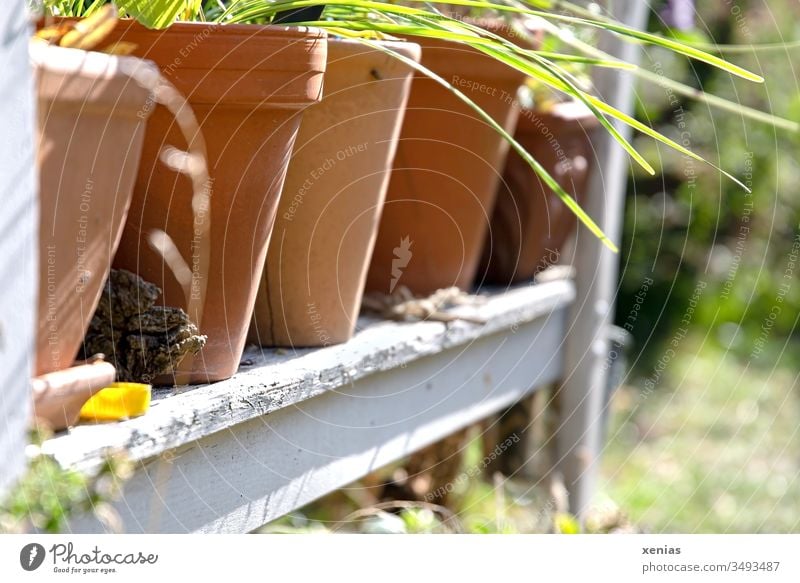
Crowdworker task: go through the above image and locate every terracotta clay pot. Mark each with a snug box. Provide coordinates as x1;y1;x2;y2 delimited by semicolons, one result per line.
33;42;155;376
250;39;420;347
480;100;599;285
365;29;532;295
107;22;327;382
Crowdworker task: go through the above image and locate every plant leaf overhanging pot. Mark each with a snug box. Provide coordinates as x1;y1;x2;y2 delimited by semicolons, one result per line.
32;41;156;376
365;27;532;295
107;21;327;383
480;100;600;285
250;38;420;348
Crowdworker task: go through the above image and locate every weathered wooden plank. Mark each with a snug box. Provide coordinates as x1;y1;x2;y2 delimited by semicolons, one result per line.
62;282;571;532
0;1;37;497
44;280;573;474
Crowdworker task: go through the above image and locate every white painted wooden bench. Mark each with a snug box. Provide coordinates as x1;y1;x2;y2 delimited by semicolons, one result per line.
43;280;574;533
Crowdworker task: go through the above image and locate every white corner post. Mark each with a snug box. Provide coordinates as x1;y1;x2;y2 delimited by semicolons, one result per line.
0;1;37;497
555;0;649;517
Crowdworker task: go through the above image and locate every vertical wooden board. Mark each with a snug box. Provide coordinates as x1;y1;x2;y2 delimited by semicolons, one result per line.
0;1;37;496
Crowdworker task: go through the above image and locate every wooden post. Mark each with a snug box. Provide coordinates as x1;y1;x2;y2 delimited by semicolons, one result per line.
0;0;37;496
555;0;649;518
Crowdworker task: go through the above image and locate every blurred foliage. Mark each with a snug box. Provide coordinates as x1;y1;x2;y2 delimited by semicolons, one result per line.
617;0;800;367
605;0;800;533
0;430;132;533
603;337;800;532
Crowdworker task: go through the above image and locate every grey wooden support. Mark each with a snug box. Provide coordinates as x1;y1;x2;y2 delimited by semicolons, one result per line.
554;0;649;517
42;281;574;533
0;0;37;497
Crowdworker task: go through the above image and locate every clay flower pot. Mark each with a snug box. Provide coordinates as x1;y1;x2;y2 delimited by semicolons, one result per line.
33;42;155;376
365;28;532;295
249;39;420;348
480;100;599;285
107;22;327;382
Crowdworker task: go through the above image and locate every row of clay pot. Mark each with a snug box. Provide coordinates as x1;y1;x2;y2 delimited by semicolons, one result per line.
33;22;328;382
34;20;598;386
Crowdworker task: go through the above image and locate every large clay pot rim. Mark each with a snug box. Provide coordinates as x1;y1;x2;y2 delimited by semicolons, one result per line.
106;19;327;107
31;41;156;113
111;19;326;69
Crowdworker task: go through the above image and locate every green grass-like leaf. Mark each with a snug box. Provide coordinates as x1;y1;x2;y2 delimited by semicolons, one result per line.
328;29;620;251
45;0;772;248
114;0;189;28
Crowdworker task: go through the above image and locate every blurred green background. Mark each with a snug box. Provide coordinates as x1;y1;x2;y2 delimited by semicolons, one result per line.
604;0;800;533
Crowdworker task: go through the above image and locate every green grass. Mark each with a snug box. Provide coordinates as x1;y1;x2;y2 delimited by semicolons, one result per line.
601;336;800;533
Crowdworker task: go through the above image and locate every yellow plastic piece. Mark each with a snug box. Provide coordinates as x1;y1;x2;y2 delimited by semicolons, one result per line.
79;382;152;421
